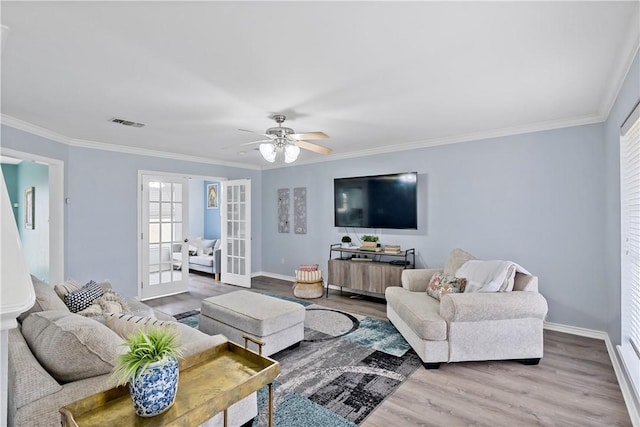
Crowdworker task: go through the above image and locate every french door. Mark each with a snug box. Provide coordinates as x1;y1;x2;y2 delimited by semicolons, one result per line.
221;179;251;288
140;175;189;299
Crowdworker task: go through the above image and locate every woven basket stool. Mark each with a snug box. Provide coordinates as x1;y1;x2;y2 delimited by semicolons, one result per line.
293;280;324;299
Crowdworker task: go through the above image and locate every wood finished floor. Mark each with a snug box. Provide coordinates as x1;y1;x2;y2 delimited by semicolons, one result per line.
145;273;632;427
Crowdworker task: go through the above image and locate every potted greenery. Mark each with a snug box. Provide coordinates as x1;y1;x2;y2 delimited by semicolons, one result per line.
112;327;183;417
341;235;352;248
361;235;380;248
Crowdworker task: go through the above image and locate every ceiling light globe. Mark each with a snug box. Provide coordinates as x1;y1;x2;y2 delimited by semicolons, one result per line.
259;143;276;163
284;144;300;163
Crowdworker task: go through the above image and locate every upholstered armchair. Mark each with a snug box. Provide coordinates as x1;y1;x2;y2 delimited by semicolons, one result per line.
385;249;548;368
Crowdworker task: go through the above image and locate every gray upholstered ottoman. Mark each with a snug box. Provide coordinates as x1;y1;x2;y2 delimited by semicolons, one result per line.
199;290;305;356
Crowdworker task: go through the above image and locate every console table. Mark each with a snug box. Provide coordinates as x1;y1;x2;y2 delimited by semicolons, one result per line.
327;244;415;297
59;341;280;427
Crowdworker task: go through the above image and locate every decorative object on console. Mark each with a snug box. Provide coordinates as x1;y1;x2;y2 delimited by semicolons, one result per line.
384;244;402;254
278;188;290;233
239;114;332;164
112;327;183;417
294;187;307;234
340;235;351;248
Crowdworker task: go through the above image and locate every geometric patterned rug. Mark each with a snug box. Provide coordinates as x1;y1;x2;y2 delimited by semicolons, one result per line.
175;292;421;426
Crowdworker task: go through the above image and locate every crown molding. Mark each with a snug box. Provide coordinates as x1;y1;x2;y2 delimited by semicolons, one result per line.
0;114;262;171
600;5;640;120
262;112;605;170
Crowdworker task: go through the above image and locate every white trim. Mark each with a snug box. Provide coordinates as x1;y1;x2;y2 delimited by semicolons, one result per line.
253;271;295;283
1;112;607;172
261;113;605;170
0;147;64;284
543;321;609;340
1;114;261;171
616;344;640;427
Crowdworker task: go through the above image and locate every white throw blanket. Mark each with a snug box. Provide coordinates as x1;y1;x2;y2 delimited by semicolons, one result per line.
456;260;530;293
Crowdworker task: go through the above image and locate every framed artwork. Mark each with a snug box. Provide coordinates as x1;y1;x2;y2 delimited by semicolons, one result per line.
207;183;218;209
25;186;35;229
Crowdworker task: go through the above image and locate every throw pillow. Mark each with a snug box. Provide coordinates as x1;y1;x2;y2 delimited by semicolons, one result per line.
426;273;467;301
105;313;177;339
298;264;319;272
18;275;70;322
21;310;124;382
64;280;104;313
54;279;82;300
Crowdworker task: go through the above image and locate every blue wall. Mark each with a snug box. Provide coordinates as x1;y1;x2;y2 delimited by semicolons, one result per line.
189;179;204;238
203;180;221;239
1;126;262;296
262;124;607;331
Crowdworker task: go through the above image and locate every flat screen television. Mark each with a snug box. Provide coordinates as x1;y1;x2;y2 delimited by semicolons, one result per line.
334;172;418;229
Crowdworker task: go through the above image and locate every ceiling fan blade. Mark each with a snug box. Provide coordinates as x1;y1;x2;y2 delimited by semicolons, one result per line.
238;128;271;138
238;139;273;146
289;132;329;140
294;139;332;155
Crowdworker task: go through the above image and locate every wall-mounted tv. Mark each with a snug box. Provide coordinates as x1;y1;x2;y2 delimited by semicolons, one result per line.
334;172;418;229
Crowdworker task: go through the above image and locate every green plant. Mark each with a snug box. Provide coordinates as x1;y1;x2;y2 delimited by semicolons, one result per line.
361;235;379;242
112;327;183;386
341;235;352;243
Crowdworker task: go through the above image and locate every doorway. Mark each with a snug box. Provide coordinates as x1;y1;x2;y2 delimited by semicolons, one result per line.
0;148;64;284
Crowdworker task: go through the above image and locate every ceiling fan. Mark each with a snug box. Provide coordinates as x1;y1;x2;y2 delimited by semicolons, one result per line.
239;115;332;163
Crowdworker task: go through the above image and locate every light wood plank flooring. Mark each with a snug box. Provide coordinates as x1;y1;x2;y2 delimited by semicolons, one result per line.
145;273;632;426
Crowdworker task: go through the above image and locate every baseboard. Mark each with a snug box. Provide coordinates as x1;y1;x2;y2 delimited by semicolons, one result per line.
544;322;639;426
543;321;608;340
253;271;295;282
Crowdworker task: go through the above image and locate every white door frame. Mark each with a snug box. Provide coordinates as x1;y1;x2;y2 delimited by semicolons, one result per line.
137;170;226;299
0;148;64;284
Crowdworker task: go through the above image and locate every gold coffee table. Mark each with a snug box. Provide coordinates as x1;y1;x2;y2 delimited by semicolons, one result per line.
60;339;280;427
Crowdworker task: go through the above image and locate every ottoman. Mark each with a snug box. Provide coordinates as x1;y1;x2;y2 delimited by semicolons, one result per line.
199;291;305;356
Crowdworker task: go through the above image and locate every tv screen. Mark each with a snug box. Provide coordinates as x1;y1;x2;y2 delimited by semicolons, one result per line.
334;172;418;229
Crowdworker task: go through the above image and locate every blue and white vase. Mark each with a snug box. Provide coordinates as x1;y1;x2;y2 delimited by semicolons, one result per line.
129;356;179;417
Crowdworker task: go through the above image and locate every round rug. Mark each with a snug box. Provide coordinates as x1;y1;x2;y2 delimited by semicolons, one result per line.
303;308;359;342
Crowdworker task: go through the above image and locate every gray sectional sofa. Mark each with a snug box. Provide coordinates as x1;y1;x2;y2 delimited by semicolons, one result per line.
8;276;255;427
386;248;548;368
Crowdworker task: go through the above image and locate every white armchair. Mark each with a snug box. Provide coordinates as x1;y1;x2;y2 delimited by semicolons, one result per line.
385;249;548;369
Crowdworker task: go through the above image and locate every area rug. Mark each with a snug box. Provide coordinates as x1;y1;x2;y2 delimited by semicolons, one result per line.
175;293;420;426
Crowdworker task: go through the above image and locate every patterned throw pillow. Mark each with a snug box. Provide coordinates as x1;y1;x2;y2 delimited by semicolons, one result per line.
426;273;467;301
298;264;319;272
105;313;177;339
63;280;104;313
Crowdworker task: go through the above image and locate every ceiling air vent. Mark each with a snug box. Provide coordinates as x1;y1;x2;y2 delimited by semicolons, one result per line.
109;118;145;128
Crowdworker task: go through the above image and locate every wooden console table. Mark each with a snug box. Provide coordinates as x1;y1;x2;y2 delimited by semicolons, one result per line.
327;244;415;297
60;341;280;427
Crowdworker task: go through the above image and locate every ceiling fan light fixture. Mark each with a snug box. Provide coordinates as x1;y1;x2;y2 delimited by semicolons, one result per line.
284;144;300;163
259;142;276;163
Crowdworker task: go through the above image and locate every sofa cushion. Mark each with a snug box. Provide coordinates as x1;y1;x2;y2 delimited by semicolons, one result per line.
190;255;214;267
64;280;104;313
426;273;467;301
192;238;216;256
18;275;69;322
21;311;124;382
385;287;447;341
105;313;177;338
443;248;477;276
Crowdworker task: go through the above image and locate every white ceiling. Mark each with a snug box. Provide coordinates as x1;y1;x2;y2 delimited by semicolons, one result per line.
1;1;639;169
